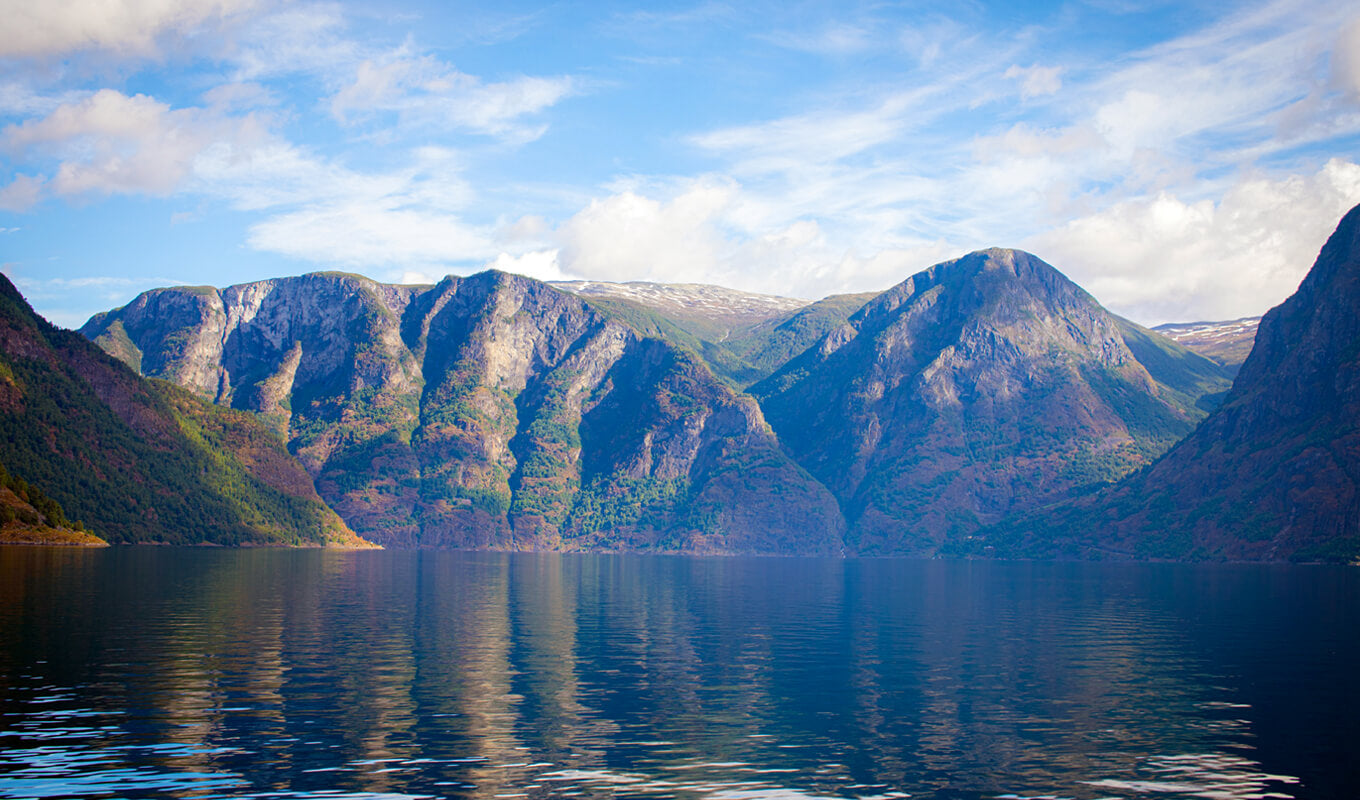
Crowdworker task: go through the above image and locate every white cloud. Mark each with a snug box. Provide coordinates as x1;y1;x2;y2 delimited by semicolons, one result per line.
1332;18;1360;101
0;0;262;59
555;179;737;285
4;272;191;328
486;249;573;282
247;201;496;268
2;89;267;199
690;89;934;172
1004;64;1063;99
329;55;575;138
228;5;358;80
1027;159;1360;324
0;174;44;211
763;23;875;56
542;179;956;299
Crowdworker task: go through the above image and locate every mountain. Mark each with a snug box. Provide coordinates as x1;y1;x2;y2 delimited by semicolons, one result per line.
972;206;1360;563
553;280;877;387
82;271;844;554
1154;317;1260;374
752;248;1234;555
0;276;365;547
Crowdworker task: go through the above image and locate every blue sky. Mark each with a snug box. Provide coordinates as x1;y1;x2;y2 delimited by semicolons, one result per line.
2;0;1359;328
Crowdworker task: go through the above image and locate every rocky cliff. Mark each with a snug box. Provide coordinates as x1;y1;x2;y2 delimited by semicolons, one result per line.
973;206;1360;562
753;249;1233;555
83;271;844;553
0;275;363;547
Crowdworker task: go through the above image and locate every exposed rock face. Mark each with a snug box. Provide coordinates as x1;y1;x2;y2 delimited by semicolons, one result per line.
84;271;844;554
983;206;1360;562
753;249;1232;555
0;276;363;547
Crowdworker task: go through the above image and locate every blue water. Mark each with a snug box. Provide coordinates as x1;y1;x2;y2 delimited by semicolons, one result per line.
0;549;1356;799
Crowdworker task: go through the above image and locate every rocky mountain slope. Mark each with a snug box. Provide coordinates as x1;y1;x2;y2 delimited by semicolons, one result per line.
1154;317;1260;374
972;206;1360;562
83;271;843;554
0;276;364;547
555;280;878;387
753;249;1234;555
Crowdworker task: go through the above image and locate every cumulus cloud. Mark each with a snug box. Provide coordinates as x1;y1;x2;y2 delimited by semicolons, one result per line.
555;179;737;284
1027;159;1360;324
329;55;575;138
518;178;954;299
486;249;574;282
0;0;262;59
2;89;267;199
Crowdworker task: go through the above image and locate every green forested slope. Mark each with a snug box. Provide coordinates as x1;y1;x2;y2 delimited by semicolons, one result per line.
0;275;366;547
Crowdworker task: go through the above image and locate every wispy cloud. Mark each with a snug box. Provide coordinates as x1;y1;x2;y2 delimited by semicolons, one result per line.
2;271;193;328
1005;64;1063;99
761;22;877;56
541;0;1360;318
329;55;576;140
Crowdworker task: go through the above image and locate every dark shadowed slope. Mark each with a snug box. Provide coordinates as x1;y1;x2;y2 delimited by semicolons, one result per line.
969;205;1360;562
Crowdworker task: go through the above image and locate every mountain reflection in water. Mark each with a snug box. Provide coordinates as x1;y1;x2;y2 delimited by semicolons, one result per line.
0;549;1355;799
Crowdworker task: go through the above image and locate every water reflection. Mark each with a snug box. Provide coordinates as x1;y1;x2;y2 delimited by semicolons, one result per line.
0;550;1356;799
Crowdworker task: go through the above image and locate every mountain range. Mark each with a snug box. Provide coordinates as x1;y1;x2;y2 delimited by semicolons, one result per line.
80;271;843;553
4;205;1355;560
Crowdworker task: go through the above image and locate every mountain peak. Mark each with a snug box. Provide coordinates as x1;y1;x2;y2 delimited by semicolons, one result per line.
755;248;1230;555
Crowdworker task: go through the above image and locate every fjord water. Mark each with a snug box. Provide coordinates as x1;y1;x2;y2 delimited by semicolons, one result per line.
1;550;1356;800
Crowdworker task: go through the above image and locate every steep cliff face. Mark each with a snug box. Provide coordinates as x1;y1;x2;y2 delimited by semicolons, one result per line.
0;276;364;547
979;206;1360;562
753;249;1232;555
84;271;844;554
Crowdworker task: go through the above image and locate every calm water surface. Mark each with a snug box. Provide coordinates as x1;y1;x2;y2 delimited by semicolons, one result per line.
0;549;1356;800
